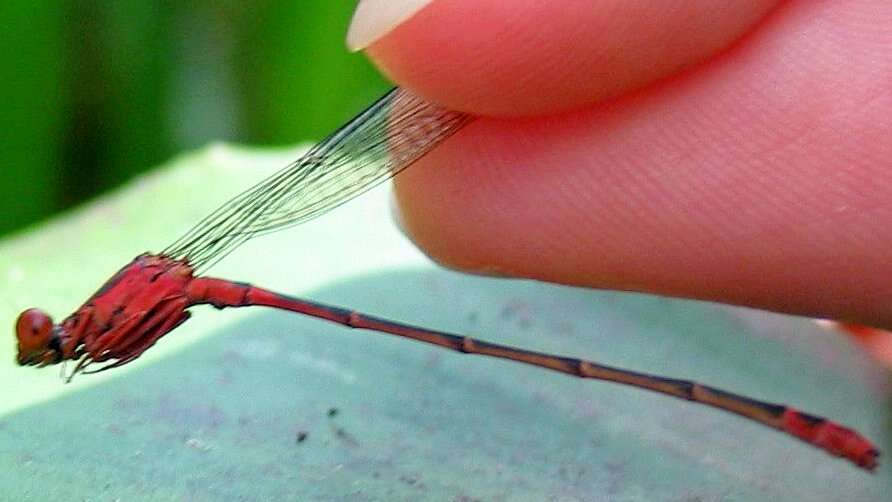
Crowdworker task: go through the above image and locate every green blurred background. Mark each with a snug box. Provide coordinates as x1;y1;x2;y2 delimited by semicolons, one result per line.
0;0;388;237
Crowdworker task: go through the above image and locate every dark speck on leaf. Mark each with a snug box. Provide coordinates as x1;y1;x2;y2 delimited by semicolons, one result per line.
334;427;359;447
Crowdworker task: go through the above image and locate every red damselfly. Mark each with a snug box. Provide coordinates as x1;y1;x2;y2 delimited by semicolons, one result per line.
13;88;879;471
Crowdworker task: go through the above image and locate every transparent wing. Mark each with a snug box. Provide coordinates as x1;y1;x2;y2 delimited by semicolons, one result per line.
163;88;471;270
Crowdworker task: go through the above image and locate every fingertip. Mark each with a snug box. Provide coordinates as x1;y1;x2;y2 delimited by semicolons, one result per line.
364;0;780;116
391;0;892;325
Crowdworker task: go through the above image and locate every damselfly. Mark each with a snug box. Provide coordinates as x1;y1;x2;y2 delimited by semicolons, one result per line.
14;88;879;471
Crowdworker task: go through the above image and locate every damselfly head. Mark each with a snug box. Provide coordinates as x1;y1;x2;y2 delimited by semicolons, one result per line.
15;308;61;367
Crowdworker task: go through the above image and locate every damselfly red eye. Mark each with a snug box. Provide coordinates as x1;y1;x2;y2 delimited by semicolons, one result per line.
15;308;55;365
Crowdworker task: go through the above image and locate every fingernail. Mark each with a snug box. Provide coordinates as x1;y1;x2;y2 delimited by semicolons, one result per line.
346;0;436;51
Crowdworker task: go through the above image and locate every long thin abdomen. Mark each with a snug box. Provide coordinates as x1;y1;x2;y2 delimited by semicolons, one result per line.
186;276;879;471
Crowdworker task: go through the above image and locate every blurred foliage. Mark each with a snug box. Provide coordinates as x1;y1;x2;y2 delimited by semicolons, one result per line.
0;0;387;236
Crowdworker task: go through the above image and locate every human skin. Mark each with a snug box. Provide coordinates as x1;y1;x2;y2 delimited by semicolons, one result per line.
355;0;892;329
